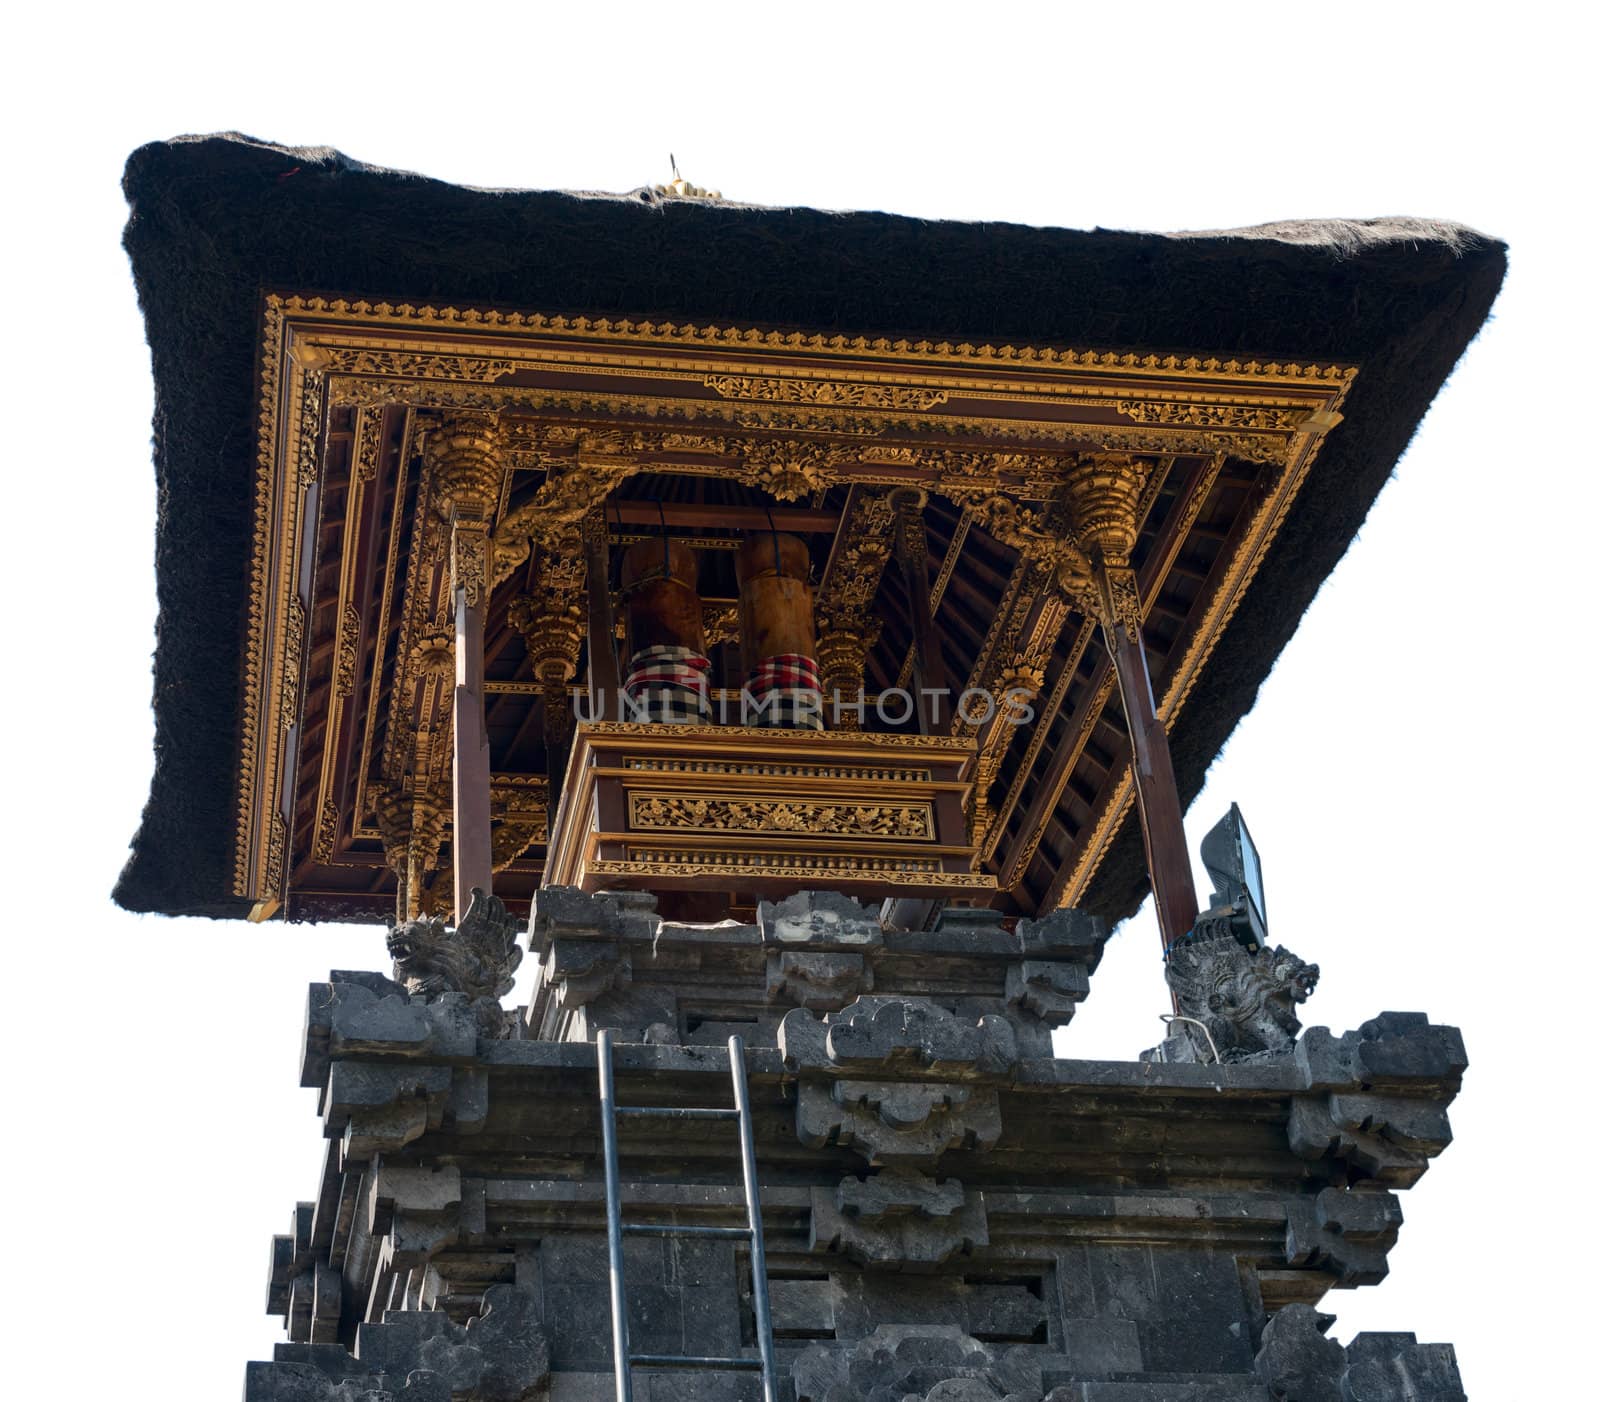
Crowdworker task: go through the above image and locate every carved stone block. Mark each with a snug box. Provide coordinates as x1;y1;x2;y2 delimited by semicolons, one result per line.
793;1325;1067;1402
759;889;884;948
286;1261;343;1346
366;1160;463;1269
797;1079;1002;1166
1348;1013;1470;1085
769;1277;838;1339
929;906;1010;950
781;997;1019;1079
783;998;1015;1165
1253;1304;1345;1402
1284;1187;1403;1286
333;986;482;1059
1004;960;1090;1023
1343;1332;1467;1401
447;1069;489;1136
1288;1092;1452;1188
1295;1012;1468;1091
768;949;872;1010
546;938;629;1009
304;973;406;1086
812;1169;989;1269
327;1063;453;1159
1015;906;1106;964
1253;1304;1466;1402
526;888;662;1039
247;1286;549;1402
529;884;658;949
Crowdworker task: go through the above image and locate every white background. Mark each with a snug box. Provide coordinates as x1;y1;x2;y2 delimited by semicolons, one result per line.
1;3;1592;1396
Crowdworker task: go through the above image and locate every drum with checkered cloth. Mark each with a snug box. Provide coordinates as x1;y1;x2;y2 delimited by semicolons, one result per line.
743;652;823;730
623;644;712;724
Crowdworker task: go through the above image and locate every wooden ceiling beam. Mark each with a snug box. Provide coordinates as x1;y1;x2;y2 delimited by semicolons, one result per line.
606;501;840;533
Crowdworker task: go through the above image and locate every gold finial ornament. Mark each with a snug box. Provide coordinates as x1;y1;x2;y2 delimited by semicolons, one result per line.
654;154;723;202
509;593;584;690
424;411;505;608
815;613;882;731
1060;453;1152;568
424;411;506;521
377;790;449;921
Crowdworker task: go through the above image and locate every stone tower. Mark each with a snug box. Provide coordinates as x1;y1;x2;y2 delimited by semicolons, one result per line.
250;883;1468;1401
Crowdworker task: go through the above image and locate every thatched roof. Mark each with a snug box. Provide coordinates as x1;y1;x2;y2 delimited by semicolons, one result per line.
113;132;1504;923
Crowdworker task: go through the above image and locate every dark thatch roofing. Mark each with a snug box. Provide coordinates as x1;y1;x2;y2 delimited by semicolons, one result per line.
114;132;1505;923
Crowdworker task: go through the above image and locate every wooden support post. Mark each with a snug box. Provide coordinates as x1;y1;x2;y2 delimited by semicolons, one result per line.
424;411;505;922
815;487;893;731
885;491;949;930
1094;562;1198;950
892;491;951;737
582;513;622;722
451;519;494;919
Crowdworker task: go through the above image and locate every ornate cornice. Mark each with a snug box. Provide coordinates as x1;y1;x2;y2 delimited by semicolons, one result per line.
268;295;1358;382
233;293;1355;905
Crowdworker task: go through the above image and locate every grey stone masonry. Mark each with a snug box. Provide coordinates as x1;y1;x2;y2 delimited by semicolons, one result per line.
525;888;1106;1058
247;890;1471;1400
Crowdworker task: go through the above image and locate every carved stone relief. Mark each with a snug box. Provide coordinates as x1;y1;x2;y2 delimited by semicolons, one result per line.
811;1169;989;1270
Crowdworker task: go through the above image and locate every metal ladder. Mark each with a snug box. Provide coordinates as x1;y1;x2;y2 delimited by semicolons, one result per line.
596;1027;778;1402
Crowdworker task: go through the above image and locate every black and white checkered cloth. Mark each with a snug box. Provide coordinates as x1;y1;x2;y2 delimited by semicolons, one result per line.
743;654;824;731
623;645;712;724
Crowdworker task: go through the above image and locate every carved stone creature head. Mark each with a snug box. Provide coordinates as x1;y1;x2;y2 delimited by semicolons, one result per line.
388;887;523;1006
1165;934;1320;1063
1265;949;1320;1032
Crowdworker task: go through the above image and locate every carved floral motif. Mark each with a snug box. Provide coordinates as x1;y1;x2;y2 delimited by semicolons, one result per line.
328;347;521;383
630;793;932;839
705;373;950;409
333;601;360;697
1117;398;1305;430
312;797;339;863
281;597;307;726
740;439;846;500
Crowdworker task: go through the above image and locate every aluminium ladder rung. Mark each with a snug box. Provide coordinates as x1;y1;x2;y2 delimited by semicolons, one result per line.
628;1354;765;1371
598;1027;778;1402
